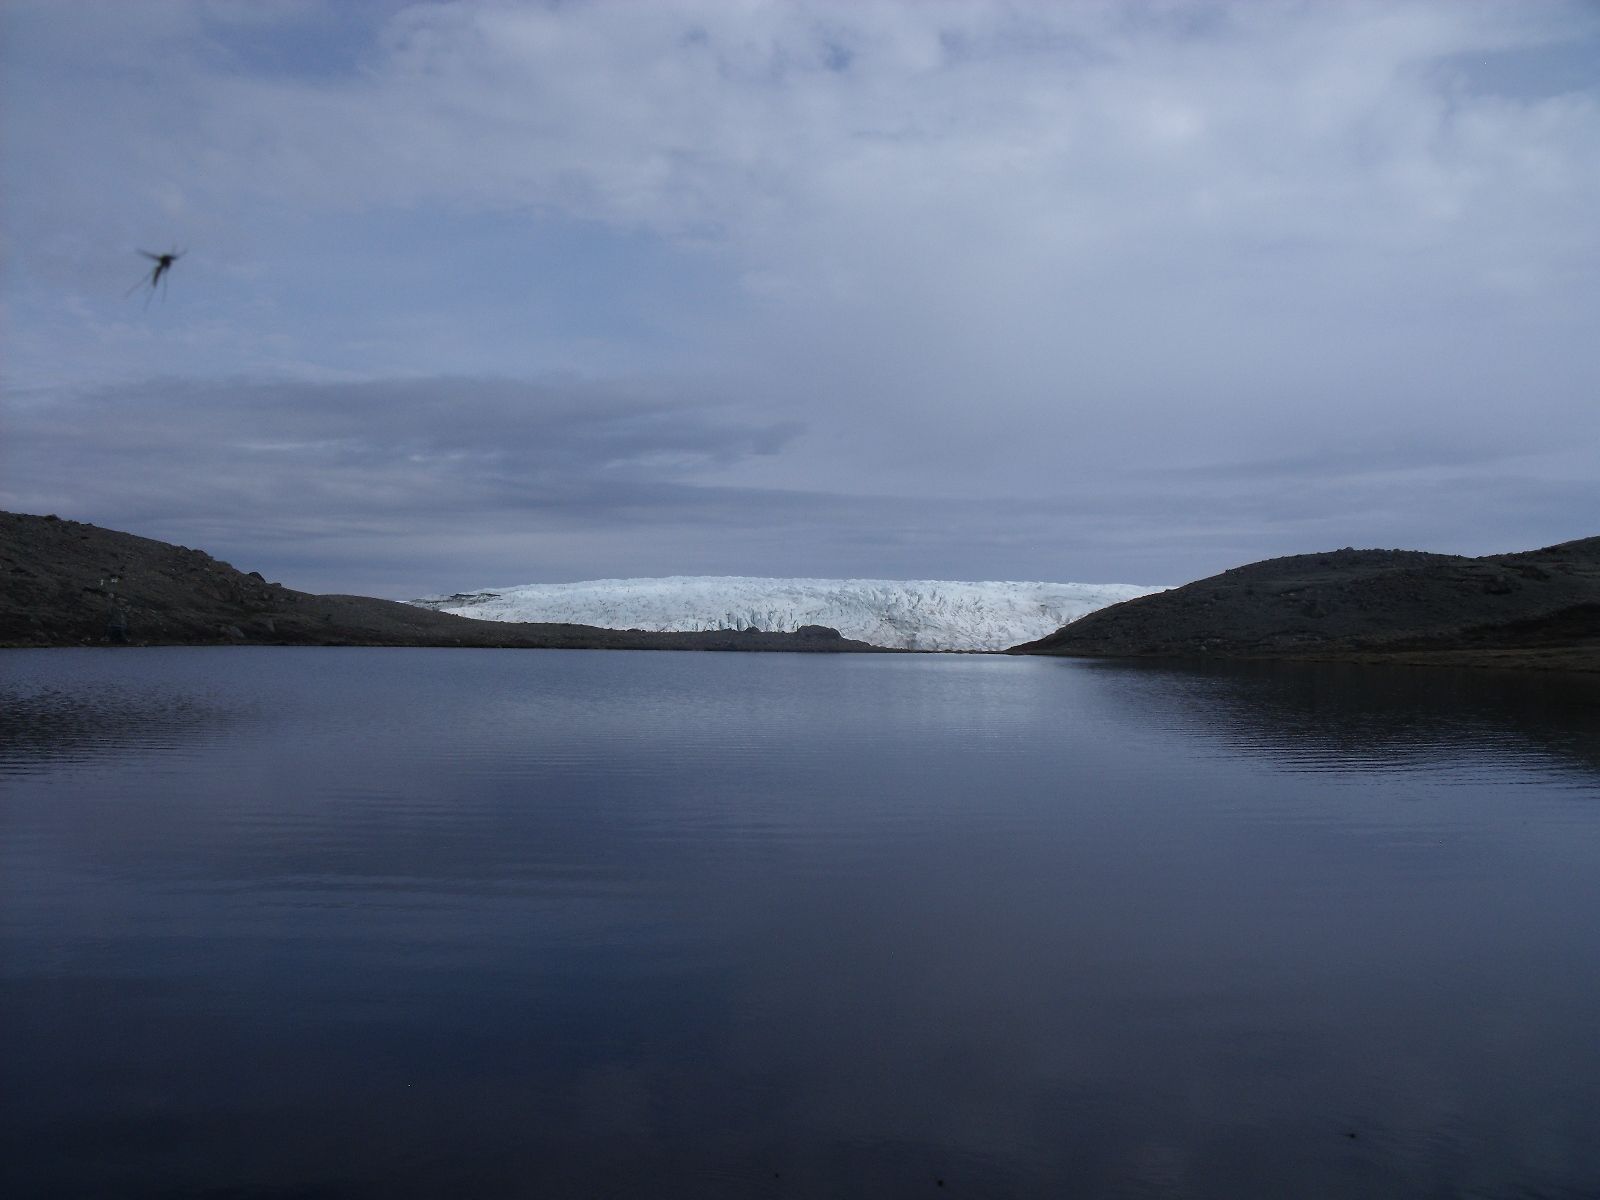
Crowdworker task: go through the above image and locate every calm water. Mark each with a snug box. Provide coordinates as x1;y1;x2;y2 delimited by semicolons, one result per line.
3;648;1599;1199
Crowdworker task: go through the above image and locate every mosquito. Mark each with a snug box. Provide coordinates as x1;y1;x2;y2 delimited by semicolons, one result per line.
127;248;184;307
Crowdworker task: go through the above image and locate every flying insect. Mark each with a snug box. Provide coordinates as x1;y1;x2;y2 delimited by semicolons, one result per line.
127;248;184;306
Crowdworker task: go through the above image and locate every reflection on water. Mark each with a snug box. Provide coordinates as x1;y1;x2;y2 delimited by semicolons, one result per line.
0;677;245;770
1088;658;1600;779
2;648;1598;1199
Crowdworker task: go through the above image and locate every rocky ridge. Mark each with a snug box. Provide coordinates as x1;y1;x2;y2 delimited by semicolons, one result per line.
1009;537;1600;671
0;512;884;653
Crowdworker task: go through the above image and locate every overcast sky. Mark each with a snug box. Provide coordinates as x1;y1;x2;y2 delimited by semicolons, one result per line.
3;0;1597;596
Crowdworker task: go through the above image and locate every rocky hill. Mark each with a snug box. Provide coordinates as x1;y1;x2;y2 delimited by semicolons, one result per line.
1009;537;1600;672
0;512;884;653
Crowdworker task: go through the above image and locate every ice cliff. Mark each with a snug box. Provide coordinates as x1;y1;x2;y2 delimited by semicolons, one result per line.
409;576;1166;651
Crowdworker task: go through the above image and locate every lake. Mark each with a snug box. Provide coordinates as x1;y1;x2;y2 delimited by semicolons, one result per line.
3;648;1599;1199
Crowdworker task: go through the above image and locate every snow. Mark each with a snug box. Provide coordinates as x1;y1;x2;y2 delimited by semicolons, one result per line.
409;576;1167;651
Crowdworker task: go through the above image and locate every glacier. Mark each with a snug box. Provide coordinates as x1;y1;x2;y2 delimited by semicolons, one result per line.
409;576;1167;652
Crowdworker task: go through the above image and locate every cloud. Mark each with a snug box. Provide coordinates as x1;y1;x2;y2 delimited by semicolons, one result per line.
2;1;1598;587
3;373;795;510
5;369;1593;598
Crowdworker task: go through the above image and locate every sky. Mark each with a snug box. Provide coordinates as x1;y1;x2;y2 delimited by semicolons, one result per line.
2;0;1598;597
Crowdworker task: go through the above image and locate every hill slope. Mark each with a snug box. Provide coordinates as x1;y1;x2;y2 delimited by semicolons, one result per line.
412;576;1164;652
0;512;883;652
1009;538;1600;671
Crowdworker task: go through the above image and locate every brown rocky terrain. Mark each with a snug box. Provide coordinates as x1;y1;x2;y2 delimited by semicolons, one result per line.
0;512;886;652
1009;536;1600;672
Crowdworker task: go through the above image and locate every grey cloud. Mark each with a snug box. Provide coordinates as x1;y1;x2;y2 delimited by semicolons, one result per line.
10;374;799;476
2;375;802;582
5;372;1591;599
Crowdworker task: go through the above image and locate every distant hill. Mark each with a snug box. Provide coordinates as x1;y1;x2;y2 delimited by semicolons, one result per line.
1009;538;1600;672
0;512;884;653
411;576;1164;652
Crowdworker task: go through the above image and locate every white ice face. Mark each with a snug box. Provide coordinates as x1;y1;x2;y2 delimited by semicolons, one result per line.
409;576;1167;651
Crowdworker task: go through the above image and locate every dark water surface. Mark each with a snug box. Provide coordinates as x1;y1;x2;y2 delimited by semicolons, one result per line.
3;648;1599;1199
